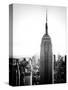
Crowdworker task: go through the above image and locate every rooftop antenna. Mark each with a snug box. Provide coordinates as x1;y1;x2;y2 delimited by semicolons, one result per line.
45;9;48;35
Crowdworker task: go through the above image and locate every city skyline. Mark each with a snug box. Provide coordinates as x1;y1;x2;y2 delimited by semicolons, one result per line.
9;4;67;86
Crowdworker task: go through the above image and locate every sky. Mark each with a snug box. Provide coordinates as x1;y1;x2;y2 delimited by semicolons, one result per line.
13;4;66;58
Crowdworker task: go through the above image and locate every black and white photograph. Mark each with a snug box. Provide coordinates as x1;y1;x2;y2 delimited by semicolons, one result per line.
9;4;67;86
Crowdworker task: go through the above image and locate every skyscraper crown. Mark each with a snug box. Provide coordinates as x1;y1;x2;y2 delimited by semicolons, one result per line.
45;10;48;35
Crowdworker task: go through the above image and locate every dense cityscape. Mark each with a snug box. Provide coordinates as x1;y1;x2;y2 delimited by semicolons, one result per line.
9;5;66;86
9;54;66;86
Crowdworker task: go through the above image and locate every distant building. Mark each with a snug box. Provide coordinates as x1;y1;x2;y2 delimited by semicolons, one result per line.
32;56;36;66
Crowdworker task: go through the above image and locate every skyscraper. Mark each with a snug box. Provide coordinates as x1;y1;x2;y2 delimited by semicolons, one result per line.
40;11;53;84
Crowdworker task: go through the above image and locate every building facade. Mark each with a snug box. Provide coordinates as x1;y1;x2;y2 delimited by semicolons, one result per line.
40;11;53;84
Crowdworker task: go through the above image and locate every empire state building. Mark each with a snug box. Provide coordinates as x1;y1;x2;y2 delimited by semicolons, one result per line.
40;11;53;84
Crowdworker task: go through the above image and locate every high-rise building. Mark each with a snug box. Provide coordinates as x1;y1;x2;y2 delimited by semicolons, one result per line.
40;11;53;84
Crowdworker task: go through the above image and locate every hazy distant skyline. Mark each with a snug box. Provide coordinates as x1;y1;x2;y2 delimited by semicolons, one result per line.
13;4;66;58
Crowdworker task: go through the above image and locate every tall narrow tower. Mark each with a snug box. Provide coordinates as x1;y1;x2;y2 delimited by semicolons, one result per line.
40;10;53;84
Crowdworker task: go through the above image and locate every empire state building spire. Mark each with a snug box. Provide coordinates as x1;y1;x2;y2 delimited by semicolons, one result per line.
45;10;48;35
